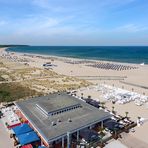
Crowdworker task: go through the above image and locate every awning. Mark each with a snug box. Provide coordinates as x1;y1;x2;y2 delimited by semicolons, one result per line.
12;123;33;136
104;119;124;131
38;146;46;148
17;131;40;146
21;144;33;148
80;129;100;142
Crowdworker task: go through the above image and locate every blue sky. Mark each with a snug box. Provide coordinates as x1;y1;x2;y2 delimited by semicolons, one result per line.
0;0;148;45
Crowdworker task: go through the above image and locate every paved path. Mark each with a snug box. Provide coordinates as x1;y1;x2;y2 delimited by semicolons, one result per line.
120;81;148;90
105;140;127;148
119;133;148;148
0;118;14;148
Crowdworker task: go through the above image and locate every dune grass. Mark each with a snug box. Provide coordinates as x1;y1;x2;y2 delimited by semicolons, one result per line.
0;83;42;102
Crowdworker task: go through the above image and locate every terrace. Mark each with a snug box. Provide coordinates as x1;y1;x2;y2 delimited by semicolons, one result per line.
16;92;111;147
0;91;137;148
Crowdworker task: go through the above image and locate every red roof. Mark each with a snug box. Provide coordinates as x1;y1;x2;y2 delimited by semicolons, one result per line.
21;144;33;148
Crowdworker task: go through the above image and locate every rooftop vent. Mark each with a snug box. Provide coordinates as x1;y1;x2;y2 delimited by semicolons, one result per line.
57;119;61;123
51;121;56;126
68;118;72;122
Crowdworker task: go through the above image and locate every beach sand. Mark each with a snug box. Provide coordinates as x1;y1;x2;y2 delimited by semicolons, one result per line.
0;47;148;147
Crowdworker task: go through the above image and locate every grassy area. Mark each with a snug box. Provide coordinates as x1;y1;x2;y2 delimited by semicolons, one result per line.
0;62;4;66
0;58;91;102
0;83;42;102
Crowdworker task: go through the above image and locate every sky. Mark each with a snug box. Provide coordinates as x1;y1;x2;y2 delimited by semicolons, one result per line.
0;0;148;46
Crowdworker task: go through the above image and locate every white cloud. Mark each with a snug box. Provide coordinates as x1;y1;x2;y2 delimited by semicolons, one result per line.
32;0;49;8
32;0;64;12
97;0;136;8
115;24;148;32
26;16;59;26
14;16;60;35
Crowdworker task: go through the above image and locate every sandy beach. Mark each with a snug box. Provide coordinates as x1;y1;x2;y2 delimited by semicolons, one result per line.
0;47;148;147
2;47;148;94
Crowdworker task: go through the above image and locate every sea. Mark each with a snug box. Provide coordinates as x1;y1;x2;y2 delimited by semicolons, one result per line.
7;46;148;64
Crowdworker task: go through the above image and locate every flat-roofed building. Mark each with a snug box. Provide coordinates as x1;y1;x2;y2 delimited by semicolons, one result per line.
16;93;111;148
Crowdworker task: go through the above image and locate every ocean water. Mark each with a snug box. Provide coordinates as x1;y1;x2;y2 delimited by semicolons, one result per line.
7;46;148;64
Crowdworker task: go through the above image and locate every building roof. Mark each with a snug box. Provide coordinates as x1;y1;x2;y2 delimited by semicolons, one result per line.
16;93;111;143
36;94;80;115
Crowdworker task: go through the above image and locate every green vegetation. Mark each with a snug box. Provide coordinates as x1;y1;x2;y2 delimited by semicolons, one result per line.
0;62;4;66
0;83;42;102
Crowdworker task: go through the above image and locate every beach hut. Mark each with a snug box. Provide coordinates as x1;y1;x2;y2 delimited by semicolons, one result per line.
17;131;40;146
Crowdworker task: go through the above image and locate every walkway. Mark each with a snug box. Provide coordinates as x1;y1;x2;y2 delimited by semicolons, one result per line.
0;118;14;148
120;81;148;90
119;133;148;148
